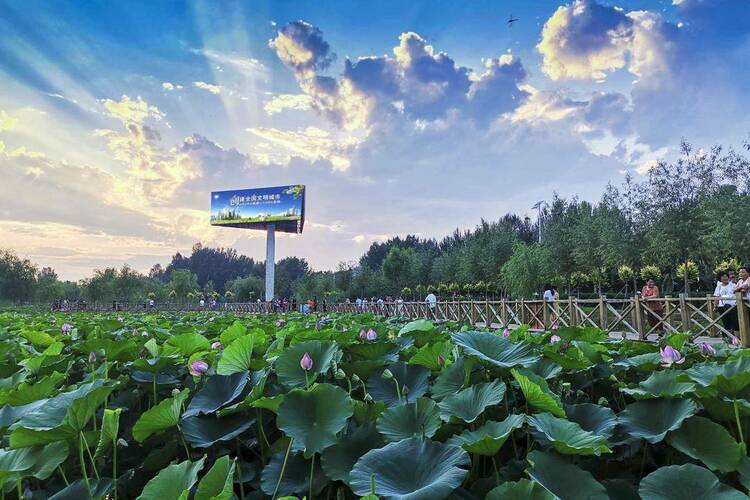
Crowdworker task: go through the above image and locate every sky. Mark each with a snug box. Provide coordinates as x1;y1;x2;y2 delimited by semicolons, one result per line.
1;0;749;281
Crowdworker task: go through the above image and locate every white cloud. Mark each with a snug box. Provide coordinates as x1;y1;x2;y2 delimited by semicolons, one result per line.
162;82;183;91
101;95;164;124
193;81;222;95
264;94;314;115
190;48;268;80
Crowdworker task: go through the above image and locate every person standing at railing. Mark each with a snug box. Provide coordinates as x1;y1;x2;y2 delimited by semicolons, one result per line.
426;291;437;319
714;272;738;333
734;266;750;300
642;278;664;332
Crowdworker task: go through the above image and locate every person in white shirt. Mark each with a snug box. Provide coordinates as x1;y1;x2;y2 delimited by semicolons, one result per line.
714;272;738;332
735;266;750;300
199;298;205;308
542;284;555;303
425;292;437;319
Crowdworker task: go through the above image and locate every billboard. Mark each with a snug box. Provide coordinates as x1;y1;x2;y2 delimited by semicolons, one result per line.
210;185;305;234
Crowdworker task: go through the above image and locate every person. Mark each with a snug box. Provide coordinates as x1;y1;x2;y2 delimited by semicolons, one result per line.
735;266;750;300
729;270;737;284
149;298;155;308
542;284;555;303
426;291;437;319
714;272;738;333
641;278;663;332
199;298;205;308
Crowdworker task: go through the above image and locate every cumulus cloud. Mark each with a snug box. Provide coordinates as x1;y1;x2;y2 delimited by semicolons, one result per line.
193;81;222;94
268;21;334;74
162;82;183;91
101;95;164;124
246;126;361;171
263;93;314;115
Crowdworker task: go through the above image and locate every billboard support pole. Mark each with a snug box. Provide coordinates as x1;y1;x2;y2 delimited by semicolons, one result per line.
265;224;276;302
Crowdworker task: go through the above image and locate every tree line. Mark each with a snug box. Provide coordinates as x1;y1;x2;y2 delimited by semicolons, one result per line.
2;137;749;305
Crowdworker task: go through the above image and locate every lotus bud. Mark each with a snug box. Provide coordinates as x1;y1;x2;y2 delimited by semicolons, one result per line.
437;354;446;367
171;388;181;397
551;322;559;330
597;397;609;406
211;341;223;350
359;329;367;340
23;486;32;500
117;438;129;447
335;368;346;380
402;384;409;395
189;360;209;377
351;374;361;383
502;328;511;338
300;352;314;371
659;346;684;367
141;330;149;337
550;334;561;344
61;323;73;334
700;342;716;355
88;352;97;363
731;335;741;347
381;369;394;380
562;382;571;390
366;329;378;341
117;316;124;322
364;393;373;402
576;389;585;398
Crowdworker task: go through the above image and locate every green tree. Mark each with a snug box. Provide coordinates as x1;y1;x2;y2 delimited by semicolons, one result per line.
169;269;199;299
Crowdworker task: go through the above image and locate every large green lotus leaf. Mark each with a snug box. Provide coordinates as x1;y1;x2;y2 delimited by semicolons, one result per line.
737;456;750;491
180;413;254;448
603;479;641;500
665;416;742;473
486;479;555;500
686;357;750;394
408;341;453;371
618;398;697;443
349;437;470;500
0;441;68;480
80;338;139;362
49;478;113;500
543;345;593;370
639;464;745;500
195;455;236;500
274;340;339;388
563;403;616;439
131;371;180;386
451;331;539;369
94;408;121;461
446;413;525;456
528;358;563;380
183;372;249;417
219;320;247;346
621;370;696;399
339;360;388;380
376;397;442;442
431;357;471;400
321;423;383;484
215;369;269;416
437;379;506;423
260;451;327;497
511;368;565;417
132;355;180;374
216;335;257;375
367;362;431;407
0;371;65;406
554;326;607;343
526;450;608;500
165;332;210;356
353;400;386;424
276;383;353;458
399;319;435;336
346;342;400;360
9;380;108;431
527;413;611;456
137;457;205;500
612;352;662;372
133;389;189;443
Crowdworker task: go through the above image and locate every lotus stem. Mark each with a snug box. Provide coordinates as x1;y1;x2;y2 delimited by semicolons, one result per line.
272;438;294;500
78;432;93;500
309;453;316;500
734;398;746;453
16;478;21;500
152;376;158;405
80;431;100;480
234;455;245;500
113;436;118;500
393;377;402;402
256;409;271;452
370;473;376;495
346;377;352;396
58;465;70;486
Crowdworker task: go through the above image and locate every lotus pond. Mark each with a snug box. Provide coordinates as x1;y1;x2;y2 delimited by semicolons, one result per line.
1;311;750;499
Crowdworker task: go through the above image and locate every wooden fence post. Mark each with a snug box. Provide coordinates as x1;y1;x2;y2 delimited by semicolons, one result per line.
633;296;644;340
568;297;576;326
520;299;526;325
542;301;550;330
485;299;490;328
470;301;476;326
679;293;690;333
500;299;507;328
736;292;750;347
599;295;607;329
664;296;672;327
706;294;717;337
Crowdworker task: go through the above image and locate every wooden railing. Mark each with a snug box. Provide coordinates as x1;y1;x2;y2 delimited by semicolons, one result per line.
327;293;750;347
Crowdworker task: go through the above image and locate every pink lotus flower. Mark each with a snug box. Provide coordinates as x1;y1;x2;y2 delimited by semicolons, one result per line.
211;341;223;350
550;334;561;344
551;322;559;330
276;319;286;327
88;352;97;363
300;352;314;371
190;360;209;376
730;335;741;347
660;346;685;366
438;354;446;367
359;329;367;340
700;342;716;355
61;323;73;334
141;331;149;337
366;329;378;341
117;316;124;322
503;328;511;338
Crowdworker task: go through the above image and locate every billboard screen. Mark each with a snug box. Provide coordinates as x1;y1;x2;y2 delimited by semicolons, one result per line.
210;185;305;234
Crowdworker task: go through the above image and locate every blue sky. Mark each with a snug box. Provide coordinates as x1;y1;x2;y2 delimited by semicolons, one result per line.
1;0;749;279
